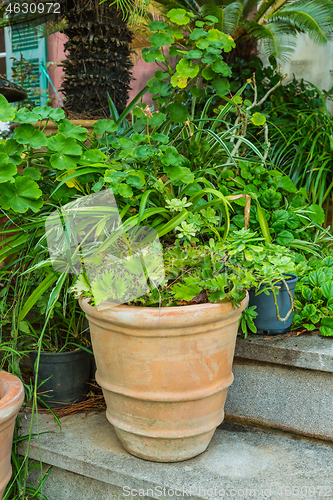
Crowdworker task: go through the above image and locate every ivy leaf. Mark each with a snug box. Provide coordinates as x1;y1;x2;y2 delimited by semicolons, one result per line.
167;8;194;25
0;95;16;122
142;47;166;63
0;176;43;213
48;134;82;155
276;230;294;245
166;102;189;123
212;76;230;97
251;112;266;126
176;58;200;79
211;60;231;76
23;167;41;180
148;20;168;31
58;119;88;141
149;32;174;48
93;119;118;135
14;124;47;149
173;283;202;301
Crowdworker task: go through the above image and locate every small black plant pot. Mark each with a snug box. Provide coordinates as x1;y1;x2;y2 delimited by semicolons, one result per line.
249;274;298;336
30;348;92;408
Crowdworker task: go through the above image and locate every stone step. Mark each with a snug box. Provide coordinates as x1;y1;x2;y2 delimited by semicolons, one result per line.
21;411;333;500
225;332;333;441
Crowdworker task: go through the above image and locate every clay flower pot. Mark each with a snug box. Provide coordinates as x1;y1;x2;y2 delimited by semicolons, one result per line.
80;295;248;462
0;371;24;500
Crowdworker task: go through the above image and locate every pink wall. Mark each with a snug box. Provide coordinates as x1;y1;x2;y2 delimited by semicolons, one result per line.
46;33;156;109
47;32;67;107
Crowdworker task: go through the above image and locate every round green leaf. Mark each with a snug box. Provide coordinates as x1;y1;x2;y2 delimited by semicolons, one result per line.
93;119;118;135
190;28;208;41
167;8;194;25
166;102;190;123
251;112;266;126
0;161;17;183
0;95;15;122
148;21;168;31
176;58;199;79
14;124;47;149
149;32;174;48
211;60;231;76
278;176;297;193
0;176;43;213
14;107;40;124
50;153;80;170
58;119;88;141
23;167;41;180
147;78;172;96
212;76;230;97
276;230;294;245
0;139;24;165
47;134;82;155
142;48;166;63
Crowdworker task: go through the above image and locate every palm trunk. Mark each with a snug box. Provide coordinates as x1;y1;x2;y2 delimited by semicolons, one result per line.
61;0;133;117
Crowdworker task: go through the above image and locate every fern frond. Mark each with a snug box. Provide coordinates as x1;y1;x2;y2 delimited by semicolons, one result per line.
223;2;244;35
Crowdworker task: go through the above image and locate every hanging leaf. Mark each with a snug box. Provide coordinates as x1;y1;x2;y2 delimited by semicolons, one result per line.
0;95;15;122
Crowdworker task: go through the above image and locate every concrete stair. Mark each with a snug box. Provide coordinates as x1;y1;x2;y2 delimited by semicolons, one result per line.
20;332;333;500
21;412;333;500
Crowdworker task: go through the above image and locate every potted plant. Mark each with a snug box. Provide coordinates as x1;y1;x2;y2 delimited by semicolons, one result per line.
0;370;24;500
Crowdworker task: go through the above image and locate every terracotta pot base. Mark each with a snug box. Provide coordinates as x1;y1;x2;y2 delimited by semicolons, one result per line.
0;371;25;500
80;296;248;463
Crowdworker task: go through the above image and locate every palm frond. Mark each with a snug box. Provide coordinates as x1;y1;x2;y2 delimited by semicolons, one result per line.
242;0;260;19
223;1;244;35
254;0;285;23
269;0;333;44
246;20;297;61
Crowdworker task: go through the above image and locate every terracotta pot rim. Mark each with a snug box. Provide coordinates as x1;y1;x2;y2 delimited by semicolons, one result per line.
0;371;25;424
80;293;248;314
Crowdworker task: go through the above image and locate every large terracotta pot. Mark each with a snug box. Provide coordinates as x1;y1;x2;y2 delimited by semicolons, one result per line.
80;295;248;462
0;371;25;500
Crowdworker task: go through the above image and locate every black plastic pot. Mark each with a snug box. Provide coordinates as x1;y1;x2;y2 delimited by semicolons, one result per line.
249;274;298;335
30;348;91;408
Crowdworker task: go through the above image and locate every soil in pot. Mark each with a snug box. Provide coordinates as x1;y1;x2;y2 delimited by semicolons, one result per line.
249;274;298;335
0;371;25;500
30;348;91;408
80;295;248;463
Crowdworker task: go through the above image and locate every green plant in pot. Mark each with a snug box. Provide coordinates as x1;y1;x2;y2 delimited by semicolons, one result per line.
43;10;294;462
225;228;298;336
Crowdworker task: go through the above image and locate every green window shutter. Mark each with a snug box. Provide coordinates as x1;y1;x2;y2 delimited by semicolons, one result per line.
4;24;47;105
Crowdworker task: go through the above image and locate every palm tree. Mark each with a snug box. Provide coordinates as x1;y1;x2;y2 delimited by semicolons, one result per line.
0;0;137;116
146;0;333;62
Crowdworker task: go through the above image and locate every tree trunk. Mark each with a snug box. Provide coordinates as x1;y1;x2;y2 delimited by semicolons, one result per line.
61;0;133;117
